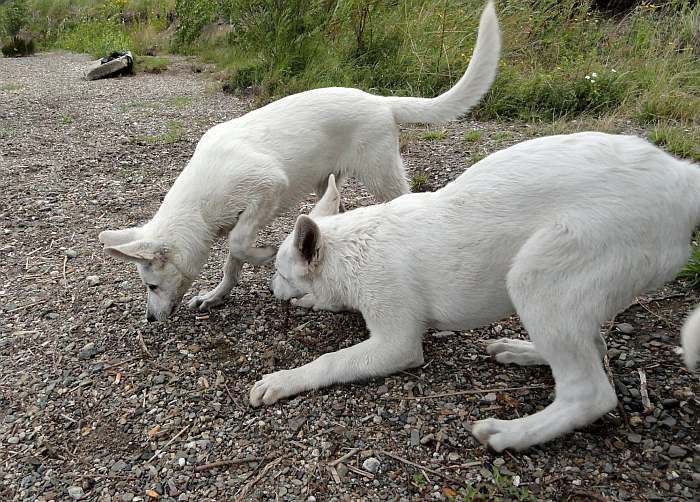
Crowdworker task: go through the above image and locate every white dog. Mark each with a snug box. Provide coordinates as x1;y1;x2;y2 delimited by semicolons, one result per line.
253;132;700;451
97;2;501;321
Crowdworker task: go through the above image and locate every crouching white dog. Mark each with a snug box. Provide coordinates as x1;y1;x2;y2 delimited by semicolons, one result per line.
253;132;700;451
97;2;501;322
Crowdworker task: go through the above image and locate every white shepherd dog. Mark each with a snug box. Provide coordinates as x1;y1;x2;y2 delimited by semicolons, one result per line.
258;132;700;451
98;2;501;321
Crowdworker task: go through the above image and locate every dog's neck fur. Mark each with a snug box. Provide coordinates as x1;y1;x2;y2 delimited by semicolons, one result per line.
145;177;222;279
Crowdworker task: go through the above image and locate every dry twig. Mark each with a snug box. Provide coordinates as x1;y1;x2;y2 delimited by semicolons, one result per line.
235;455;286;501
195;455;274;472
378;450;458;482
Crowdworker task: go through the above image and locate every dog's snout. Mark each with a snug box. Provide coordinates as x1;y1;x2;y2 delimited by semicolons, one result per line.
146;312;157;323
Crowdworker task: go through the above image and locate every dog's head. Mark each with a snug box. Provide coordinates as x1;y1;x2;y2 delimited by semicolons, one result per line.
271;175;341;301
98;227;193;322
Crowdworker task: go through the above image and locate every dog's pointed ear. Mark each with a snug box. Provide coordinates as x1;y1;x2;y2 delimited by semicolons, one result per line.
104;240;168;264
310;174;340;218
293;215;321;264
99;228;141;247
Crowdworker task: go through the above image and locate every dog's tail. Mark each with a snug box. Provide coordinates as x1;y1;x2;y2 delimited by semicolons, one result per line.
385;1;501;124
681;304;700;370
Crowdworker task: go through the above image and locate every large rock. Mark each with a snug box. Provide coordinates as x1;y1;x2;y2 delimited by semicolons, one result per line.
86;51;133;80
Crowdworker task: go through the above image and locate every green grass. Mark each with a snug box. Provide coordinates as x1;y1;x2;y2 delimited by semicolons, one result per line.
410;171;431;192
0;83;23;91
135;55;170;73
649;126;700;162
463;130;482;142
679;234;700;288
169;94;192;109
421;129;447;141
60;114;73;124
132;119;184;144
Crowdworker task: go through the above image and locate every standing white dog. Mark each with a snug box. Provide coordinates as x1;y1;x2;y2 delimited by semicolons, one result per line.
97;2;501;321
254;132;700;451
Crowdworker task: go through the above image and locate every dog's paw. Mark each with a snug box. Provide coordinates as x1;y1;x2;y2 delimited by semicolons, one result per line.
291;294;317;310
249;370;299;407
471;418;523;452
485;338;546;366
188;291;226;311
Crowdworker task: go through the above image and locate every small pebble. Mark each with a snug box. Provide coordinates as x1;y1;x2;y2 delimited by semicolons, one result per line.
616;323;634;334
67;486;85;500
362;457;380;474
65;248;78;258
628;433;642;444
667;445;687;458
86;275;101;286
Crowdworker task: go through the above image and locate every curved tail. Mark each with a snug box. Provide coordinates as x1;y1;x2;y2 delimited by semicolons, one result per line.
385;1;501;124
681;305;700;370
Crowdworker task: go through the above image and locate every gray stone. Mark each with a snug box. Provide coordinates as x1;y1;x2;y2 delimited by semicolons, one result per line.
65;248;78;258
410;429;420;446
68;486;85;500
86;52;132;81
667;445;687;458
86;275;101;286
362;457;380;474
482;392;497;403
628;433;642;444
616;323;634;334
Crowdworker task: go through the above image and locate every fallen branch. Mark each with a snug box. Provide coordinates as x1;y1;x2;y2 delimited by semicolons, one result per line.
378;450;458;483
195;455;274;472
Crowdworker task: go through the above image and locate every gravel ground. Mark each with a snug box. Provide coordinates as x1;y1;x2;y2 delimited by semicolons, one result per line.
1;52;699;502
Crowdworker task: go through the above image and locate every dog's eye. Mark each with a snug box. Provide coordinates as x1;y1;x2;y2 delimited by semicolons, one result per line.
147;284;158;291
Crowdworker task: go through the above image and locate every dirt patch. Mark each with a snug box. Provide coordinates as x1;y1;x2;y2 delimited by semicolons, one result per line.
0;52;698;501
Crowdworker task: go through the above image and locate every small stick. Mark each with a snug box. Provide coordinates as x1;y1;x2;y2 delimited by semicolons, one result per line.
194;455;273;472
62;255;68;287
6;299;48;313
148;425;190;463
328;448;359;467
345;463;374;479
101;356;140;371
235;455;286;501
378;450;458;482
638;368;655;414
392;384;549;401
138;332;152;358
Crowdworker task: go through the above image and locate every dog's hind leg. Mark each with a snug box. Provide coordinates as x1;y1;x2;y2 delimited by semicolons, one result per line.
189;191;280;312
472;223;623;451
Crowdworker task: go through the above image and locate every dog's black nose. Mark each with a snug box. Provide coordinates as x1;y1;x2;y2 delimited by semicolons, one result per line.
146;313;156;322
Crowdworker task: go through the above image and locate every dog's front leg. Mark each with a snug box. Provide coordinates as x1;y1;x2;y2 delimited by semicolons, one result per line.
188;253;244;311
189;197;279;312
249;322;423;406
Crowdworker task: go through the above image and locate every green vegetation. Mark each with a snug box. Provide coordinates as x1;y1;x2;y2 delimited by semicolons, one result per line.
410;171;431;192
132;119;185;144
3;1;697;155
463;130;482;142
135;54;170;73
0;83;23;91
1;0;35;56
679;234;700;288
169;94;192;108
649;125;700;161
421;129;447;141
